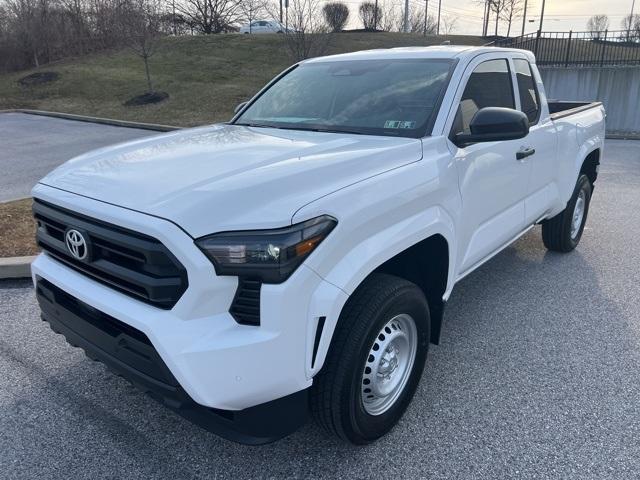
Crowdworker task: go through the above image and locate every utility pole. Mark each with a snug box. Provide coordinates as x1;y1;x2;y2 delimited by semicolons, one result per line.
484;0;490;36
436;0;442;35
424;0;429;35
404;0;410;32
521;0;528;36
538;0;546;33
279;0;283;23
627;0;636;39
482;0;486;36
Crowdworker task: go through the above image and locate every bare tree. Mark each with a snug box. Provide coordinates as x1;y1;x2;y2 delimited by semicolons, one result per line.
501;0;525;37
4;0;50;67
586;14;609;34
621;13;640;42
441;14;457;35
489;0;507;36
322;1;348;32
379;4;436;34
176;0;242;34
359;1;381;31
239;0;266;32
121;0;163;93
474;0;506;36
60;0;89;51
266;0;330;61
378;1;398;31
0;0;157;72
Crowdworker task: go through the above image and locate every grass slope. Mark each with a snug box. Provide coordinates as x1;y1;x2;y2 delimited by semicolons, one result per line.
0;32;484;127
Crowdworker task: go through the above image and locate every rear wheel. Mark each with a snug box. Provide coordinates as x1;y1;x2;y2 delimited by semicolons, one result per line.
310;273;430;444
542;174;592;252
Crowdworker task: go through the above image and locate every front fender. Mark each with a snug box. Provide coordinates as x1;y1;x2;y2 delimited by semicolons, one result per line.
292;142;460;375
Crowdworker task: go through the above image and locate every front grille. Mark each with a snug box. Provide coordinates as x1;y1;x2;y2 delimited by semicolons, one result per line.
33;199;188;309
229;278;261;325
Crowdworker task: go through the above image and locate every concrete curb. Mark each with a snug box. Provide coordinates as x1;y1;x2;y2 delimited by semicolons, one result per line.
0;255;35;279
0;109;182;132
0;195;30;205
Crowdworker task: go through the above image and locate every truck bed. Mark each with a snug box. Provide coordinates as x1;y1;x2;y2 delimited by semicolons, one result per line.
548;101;603;120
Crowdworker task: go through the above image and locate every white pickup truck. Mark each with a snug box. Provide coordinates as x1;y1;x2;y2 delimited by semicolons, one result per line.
31;46;605;445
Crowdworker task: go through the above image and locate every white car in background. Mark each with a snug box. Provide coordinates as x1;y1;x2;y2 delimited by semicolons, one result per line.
239;20;286;34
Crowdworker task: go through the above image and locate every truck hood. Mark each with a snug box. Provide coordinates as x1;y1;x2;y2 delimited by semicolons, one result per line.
39;124;422;237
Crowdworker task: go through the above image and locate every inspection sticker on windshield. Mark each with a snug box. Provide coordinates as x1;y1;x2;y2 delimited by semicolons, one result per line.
384;120;416;129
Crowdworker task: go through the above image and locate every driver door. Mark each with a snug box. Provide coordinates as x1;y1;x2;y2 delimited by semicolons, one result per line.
448;56;533;276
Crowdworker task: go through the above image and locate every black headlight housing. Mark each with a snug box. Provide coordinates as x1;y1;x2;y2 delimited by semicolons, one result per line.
195;215;337;284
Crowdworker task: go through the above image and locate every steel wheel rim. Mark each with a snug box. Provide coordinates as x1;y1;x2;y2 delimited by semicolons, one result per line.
361;313;418;416
571;190;586;239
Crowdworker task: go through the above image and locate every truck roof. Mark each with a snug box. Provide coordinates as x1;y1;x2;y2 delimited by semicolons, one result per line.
304;45;536;64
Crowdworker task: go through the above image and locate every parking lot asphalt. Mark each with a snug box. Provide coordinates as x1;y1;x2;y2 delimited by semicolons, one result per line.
1;139;639;479
0;113;157;202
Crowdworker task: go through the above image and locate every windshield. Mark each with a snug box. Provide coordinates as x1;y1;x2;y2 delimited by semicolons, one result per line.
234;59;454;138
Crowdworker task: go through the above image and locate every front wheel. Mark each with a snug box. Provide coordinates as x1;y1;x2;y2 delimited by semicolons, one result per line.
310;273;430;444
542;174;592;252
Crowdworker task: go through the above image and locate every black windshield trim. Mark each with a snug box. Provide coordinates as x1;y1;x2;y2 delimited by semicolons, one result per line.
232;58;458;139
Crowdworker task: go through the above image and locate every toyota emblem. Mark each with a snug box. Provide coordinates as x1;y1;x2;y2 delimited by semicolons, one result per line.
65;229;88;260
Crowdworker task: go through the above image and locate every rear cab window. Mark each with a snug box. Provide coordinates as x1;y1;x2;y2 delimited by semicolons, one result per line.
514;58;541;125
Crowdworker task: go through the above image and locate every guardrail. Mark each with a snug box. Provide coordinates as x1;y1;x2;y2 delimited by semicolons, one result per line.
495;30;640;67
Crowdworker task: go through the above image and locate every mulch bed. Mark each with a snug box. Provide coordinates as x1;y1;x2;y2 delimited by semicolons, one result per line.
0;198;38;257
124;91;169;106
18;72;60;86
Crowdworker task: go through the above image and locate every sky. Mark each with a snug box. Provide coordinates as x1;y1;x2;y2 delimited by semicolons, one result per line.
447;0;638;35
334;0;639;35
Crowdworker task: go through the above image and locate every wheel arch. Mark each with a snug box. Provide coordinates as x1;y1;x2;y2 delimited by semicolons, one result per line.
307;227;454;378
369;234;449;345
580;148;601;185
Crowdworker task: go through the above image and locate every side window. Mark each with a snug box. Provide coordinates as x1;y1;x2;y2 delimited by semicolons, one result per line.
451;59;515;136
514;59;541;124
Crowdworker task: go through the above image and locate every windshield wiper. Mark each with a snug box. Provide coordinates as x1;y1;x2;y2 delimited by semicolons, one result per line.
306;127;367;135
235;122;282;129
236;123;367;136
275;125;368;135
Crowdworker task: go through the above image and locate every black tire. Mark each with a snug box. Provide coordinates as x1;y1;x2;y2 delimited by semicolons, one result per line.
542;174;592;252
310;273;430;444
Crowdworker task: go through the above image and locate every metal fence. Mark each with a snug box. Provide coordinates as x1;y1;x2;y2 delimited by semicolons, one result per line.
495;30;640;67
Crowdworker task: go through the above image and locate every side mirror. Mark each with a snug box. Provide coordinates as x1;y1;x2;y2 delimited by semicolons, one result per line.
455;107;529;146
234;101;248;114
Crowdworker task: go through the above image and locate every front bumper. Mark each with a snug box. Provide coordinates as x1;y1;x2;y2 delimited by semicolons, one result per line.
31;184;349;421
36;277;307;444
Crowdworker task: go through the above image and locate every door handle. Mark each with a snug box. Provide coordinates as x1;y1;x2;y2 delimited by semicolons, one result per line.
516;147;536;160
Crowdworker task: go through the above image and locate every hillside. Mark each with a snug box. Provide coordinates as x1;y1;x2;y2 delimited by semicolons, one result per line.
0;32;485;127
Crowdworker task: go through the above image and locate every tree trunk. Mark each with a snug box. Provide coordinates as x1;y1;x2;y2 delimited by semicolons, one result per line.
143;55;154;93
494;9;499;36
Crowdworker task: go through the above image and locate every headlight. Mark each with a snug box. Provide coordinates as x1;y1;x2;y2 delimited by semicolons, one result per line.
195;215;337;283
